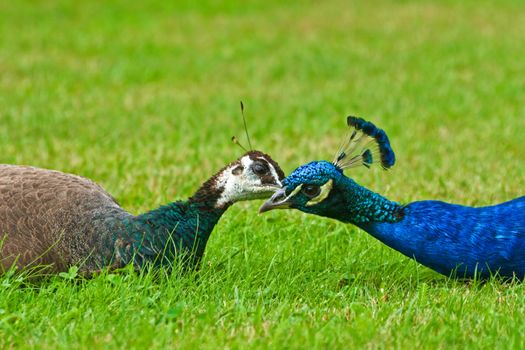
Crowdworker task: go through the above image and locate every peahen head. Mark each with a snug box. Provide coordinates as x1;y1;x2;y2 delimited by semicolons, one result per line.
259;117;401;224
190;150;285;209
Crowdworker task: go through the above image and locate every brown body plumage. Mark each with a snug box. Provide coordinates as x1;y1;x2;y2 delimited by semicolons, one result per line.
0;165;130;272
0;151;283;274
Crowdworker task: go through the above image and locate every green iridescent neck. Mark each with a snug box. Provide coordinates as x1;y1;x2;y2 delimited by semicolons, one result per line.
111;180;230;269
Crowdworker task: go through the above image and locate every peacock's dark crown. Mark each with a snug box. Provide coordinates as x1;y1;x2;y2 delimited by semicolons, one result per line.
282;160;342;190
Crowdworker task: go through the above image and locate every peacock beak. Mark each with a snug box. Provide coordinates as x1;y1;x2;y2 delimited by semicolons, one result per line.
259;187;290;213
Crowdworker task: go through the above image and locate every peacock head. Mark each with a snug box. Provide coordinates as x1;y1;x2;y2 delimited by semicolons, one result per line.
259;117;395;217
192;150;285;208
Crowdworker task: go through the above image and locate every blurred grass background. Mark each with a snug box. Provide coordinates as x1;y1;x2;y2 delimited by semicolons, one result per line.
1;0;525;348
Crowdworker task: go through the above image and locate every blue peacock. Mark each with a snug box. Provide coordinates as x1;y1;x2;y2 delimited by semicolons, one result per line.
0;151;284;274
260;117;525;279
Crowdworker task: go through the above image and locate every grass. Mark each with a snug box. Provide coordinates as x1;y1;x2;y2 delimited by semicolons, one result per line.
1;0;525;348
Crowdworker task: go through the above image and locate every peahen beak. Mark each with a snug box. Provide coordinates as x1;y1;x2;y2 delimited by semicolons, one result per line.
259;187;290;213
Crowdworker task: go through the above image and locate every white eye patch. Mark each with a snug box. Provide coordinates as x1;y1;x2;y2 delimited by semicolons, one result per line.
306;179;333;206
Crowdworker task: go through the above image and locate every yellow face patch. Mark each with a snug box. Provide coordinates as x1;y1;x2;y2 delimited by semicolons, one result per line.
287;184;303;199
306;180;333;206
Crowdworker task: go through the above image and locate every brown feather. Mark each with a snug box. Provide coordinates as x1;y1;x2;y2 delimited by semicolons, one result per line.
0;164;129;273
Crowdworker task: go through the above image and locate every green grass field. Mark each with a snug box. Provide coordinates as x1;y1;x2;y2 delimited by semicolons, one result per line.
1;0;525;348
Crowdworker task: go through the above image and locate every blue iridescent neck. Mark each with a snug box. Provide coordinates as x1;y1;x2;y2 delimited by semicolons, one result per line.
307;174;403;226
341;177;403;225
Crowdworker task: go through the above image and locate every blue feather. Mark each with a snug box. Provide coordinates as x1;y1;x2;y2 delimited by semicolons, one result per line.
360;197;525;278
362;149;373;168
347;116;395;169
334;117;395;170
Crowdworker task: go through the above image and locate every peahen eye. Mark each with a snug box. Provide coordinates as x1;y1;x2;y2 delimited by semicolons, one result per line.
252;162;269;176
302;184;321;198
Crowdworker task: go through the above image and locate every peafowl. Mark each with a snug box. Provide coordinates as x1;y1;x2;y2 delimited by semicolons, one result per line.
0;151;284;274
260;117;525;279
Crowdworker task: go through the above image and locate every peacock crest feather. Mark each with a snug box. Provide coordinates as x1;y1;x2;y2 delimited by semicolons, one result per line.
333;116;396;171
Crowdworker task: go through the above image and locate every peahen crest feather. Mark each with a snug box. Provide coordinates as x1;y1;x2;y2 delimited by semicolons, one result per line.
333;116;396;170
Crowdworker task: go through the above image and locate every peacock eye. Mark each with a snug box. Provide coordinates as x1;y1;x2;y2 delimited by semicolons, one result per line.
252;162;269;176
302;184;321;198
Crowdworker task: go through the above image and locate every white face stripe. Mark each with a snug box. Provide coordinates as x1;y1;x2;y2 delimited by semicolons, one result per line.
306;179;333;206
215;157;253;207
214;164;237;207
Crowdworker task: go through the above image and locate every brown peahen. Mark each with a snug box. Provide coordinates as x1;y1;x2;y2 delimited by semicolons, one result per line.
0;151;284;274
